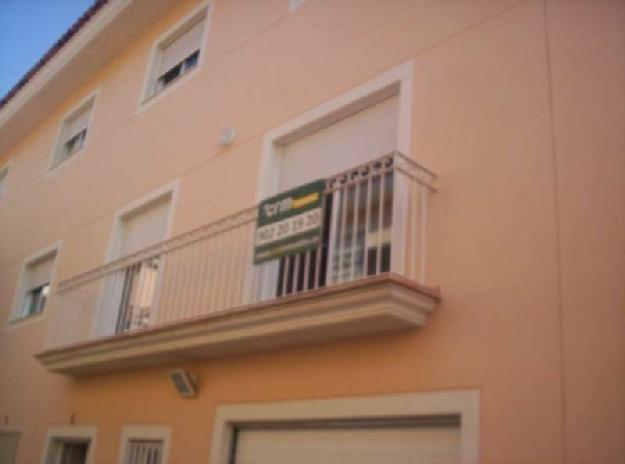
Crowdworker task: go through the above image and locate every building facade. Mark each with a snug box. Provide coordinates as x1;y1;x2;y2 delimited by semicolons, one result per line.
0;0;624;463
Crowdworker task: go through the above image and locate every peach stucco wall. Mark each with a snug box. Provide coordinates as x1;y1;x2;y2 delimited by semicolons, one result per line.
0;0;623;463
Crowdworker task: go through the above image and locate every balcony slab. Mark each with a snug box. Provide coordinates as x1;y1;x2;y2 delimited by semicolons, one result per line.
36;273;440;375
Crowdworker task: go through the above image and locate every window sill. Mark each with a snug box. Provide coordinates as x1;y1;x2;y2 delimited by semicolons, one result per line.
46;146;87;178
6;311;46;330
137;65;201;114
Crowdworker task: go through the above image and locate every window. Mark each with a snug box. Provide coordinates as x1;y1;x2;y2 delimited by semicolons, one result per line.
13;249;57;320
117;426;170;464
46;439;90;464
53;95;95;168
0;166;8;198
96;185;175;338
0;430;20;464
43;426;95;464
144;6;208;100
114;196;171;333
123;440;163;464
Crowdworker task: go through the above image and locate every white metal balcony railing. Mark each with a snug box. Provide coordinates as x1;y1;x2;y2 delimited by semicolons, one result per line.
46;152;436;350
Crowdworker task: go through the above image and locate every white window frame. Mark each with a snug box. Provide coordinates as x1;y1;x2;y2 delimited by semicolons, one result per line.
41;425;97;464
116;426;171;464
91;180;179;337
138;2;212;111
0;161;11;200
209;389;480;464
48;89;99;174
8;241;62;325
104;180;179;263
253;60;415;299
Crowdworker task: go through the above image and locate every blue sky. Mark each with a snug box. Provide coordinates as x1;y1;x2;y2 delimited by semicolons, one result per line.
0;0;94;98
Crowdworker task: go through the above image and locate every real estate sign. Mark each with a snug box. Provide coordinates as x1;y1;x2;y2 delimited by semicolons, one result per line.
254;179;325;264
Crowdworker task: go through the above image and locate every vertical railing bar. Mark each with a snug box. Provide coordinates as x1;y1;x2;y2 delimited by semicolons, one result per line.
224;228;236;309
97;272;113;337
219;228;234;310
115;266;131;333
303;250;311;291
205;235;218;314
168;250;184;324
222;225;235;309
140;259;153;328
233;224;247;307
227;225;243;308
419;185;428;284
229;224;245;308
184;238;201;319
280;257;288;296
171;248;183;321
86;281;97;341
314;244;322;290
363;173;372;277
211;233;224;311
192;238;209;317
376;170;385;275
157;251;174;325
184;246;198;318
195;235;211;313
220;229;234;310
129;262;140;329
133;260;145;329
247;222;259;303
350;178;360;282
338;182;348;283
291;253;300;294
326;190;340;286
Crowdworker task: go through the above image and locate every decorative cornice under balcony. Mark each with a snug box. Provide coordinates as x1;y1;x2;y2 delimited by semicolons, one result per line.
36;273;440;375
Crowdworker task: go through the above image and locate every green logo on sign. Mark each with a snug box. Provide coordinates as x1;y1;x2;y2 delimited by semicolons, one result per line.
254;179;325;264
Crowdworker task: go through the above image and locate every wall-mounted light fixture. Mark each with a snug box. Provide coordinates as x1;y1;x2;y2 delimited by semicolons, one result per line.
168;369;197;398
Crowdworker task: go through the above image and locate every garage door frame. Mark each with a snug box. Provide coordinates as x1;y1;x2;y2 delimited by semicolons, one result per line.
209;390;479;464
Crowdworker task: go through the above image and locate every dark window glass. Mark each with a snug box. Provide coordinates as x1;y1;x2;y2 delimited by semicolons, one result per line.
25;283;49;316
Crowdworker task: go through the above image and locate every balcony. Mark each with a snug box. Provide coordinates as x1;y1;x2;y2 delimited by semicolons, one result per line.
37;153;439;374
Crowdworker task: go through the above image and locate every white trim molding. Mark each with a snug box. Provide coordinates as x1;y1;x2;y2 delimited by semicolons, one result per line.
138;1;212;113
209;389;480;464
116;425;171;464
104;179;179;263
41;425;97;464
257;59;414;201
0;159;12;200
7;240;63;326
47;88;100;176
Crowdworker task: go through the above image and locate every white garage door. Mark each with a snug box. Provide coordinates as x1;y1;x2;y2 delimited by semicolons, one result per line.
278;95;399;191
233;421;460;464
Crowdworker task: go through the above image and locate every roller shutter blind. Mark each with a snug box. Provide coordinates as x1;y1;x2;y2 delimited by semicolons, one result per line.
233;422;460;464
62;105;91;142
118;198;171;257
159;20;204;75
28;254;55;289
278;95;398;191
